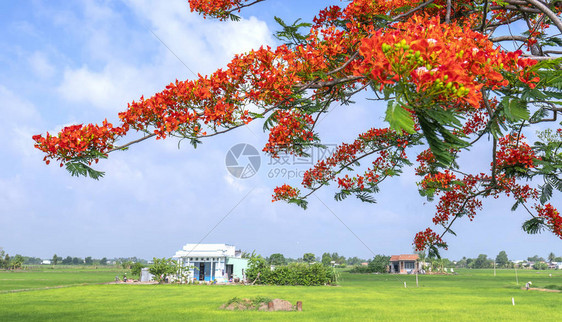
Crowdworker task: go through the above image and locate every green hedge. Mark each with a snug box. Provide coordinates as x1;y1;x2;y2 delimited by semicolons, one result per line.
246;256;336;286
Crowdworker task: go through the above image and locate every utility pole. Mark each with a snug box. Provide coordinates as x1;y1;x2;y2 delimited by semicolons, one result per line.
493;261;496;277
416;262;420;287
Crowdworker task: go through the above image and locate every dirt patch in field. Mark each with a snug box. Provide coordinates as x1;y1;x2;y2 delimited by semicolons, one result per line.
220;297;300;311
522;287;561;293
109;280;158;285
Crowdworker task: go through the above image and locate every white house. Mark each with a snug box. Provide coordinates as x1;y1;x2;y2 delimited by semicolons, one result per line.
550;262;562;270
173;243;249;283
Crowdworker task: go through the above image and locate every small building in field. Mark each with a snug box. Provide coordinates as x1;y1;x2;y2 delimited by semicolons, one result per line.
41;259;51;265
173;243;249;283
389;254;420;274
140;267;154;282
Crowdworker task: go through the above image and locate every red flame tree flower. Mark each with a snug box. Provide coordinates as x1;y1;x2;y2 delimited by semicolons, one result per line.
34;0;562;254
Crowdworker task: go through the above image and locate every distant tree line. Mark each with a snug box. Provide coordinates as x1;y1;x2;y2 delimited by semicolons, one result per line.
453;251;562;269
263;251;368;267
0;248;151;269
258;250;562;274
0;249;24;270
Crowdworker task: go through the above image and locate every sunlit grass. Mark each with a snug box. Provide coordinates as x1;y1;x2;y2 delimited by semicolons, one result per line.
0;267;560;320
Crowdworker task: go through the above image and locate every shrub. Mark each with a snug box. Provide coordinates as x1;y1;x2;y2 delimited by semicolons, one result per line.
246;254;336;285
131;262;145;278
349;255;390;274
533;262;548;270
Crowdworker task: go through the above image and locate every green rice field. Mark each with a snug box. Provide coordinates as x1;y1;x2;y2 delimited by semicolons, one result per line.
0;267;560;321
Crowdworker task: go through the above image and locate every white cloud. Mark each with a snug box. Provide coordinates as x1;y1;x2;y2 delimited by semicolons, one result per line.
0;85;42;157
28;51;55;78
55;0;274;112
57;64;150;111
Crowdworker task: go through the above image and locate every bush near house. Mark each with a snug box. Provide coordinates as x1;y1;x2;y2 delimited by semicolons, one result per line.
533;262;549;270
246;255;336;286
130;262;145;278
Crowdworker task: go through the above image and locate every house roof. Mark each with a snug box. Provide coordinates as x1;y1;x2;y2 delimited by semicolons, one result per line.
390;254;419;261
173;243;237;258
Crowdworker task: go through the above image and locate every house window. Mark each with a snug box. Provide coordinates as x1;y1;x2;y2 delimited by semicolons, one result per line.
405;262;414;269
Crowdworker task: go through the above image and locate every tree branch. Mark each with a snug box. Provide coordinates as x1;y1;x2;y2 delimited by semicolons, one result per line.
490;35;529;42
446;0;452;24
305;76;365;89
108;133;156;153
523;0;562;33
480;0;489;32
227;0;266;14
392;0;435;21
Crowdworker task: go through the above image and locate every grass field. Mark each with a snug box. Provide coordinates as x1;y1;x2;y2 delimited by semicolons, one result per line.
0;267;560;321
0;266;127;292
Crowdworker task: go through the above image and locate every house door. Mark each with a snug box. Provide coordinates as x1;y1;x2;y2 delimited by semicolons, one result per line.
226;264;234;279
198;263;205;281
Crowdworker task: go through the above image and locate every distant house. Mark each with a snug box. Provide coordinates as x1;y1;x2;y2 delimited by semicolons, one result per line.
173;243;249;283
389;254;420;274
41;259;51;265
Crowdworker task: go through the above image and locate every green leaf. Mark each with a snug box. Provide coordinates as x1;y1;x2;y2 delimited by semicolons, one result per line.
65;162;105;180
355;192;376;204
522;217;546;234
417;113;454;167
334;190;351;202
511;200;520;211
501;97;529;122
228;14;241;21
540;182;553;204
385;101;415;134
288;198;308;210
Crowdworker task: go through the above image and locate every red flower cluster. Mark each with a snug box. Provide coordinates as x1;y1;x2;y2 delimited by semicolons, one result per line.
263;110;315;158
495;134;539;171
535;204;562;239
301;128;402;189
461;99;498;135
188;0;243;20
433;174;484;224
420;170;456;190
415;149;436;175
414;228;445;251
337;149;401;190
355;15;536;108
32;120;126;166
272;184;300;202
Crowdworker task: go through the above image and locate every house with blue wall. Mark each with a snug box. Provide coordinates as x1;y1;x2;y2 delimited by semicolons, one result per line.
173;243;249;283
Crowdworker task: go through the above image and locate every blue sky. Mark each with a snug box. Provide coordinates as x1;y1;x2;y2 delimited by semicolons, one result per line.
0;0;560;261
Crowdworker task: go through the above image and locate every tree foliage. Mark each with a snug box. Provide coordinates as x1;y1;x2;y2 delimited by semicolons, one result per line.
303;253;316;263
268;253;287;266
495;250;509;267
473;254;492;268
246;253;336;285
131;262;146;278
148;257;178;283
33;0;562;253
